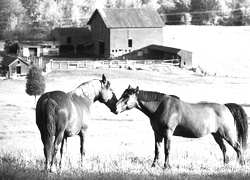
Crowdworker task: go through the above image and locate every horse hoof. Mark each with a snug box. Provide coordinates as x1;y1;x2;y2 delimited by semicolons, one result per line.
240;159;245;166
151;163;156;168
164;163;171;169
224;156;229;164
50;165;57;173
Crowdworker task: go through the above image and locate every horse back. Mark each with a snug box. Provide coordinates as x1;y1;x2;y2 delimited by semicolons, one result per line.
36;91;72;133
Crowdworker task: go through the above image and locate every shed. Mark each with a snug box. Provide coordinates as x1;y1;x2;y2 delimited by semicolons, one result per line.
87;8;165;58
18;41;59;57
0;55;29;78
120;44;192;68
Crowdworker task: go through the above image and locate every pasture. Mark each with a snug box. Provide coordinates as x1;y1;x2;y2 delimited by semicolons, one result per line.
0;68;250;180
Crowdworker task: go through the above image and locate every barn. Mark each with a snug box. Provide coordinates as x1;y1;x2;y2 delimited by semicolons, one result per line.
87;8;165;58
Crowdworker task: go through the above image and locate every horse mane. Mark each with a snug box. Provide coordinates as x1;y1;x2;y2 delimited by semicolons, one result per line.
138;90;166;102
68;79;102;101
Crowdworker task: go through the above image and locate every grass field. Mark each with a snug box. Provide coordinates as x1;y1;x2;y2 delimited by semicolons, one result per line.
1;26;250;179
0;68;250;180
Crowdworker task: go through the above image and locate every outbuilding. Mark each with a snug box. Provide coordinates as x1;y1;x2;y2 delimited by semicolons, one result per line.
0;55;29;78
120;44;193;68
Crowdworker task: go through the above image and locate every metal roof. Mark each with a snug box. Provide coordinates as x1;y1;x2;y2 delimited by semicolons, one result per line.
52;27;90;37
88;8;165;28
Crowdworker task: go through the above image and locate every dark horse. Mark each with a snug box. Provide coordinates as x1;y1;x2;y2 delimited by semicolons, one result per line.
115;85;248;168
36;74;117;172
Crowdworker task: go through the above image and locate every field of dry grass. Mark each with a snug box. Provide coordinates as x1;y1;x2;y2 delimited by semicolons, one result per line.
163;25;250;78
0;68;250;180
1;26;250;179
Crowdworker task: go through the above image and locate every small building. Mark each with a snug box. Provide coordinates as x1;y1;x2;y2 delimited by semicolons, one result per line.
120;44;192;68
51;27;92;56
0;55;29;78
18;41;59;57
87;8;165;58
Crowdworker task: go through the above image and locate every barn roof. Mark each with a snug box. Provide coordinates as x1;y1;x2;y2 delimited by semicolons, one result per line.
87;8;165;28
147;44;192;54
52;27;90;37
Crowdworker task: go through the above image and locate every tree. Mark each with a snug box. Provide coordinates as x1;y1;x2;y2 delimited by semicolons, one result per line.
105;0;114;8
190;0;222;25
0;0;27;39
26;65;45;103
229;0;250;26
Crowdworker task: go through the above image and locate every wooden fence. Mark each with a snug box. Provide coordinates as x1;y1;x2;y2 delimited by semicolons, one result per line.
45;59;180;72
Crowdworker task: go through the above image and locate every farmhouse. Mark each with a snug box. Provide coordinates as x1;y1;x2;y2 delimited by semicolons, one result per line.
87;8;165;58
0;55;29;78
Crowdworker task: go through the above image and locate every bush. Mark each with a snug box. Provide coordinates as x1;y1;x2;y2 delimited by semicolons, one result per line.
26;65;45;102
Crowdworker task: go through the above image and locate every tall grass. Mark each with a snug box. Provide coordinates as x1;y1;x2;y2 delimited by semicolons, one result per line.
0;69;250;179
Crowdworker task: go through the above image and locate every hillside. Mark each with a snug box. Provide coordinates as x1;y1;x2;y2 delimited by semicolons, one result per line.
163;25;250;77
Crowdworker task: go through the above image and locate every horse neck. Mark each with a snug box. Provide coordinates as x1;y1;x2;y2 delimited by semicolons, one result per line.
136;100;161;117
69;80;101;103
136;90;164;117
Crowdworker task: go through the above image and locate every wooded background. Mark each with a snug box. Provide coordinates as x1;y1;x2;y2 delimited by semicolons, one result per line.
0;0;249;41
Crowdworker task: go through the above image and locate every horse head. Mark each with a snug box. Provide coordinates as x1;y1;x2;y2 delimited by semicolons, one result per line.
99;74;118;113
115;85;139;114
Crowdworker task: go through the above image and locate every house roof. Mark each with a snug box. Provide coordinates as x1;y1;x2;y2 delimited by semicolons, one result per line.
87;8;165;28
1;55;29;67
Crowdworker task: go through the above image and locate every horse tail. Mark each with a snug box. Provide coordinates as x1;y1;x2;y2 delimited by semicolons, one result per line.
42;95;58;138
225;103;248;150
41;93;58;170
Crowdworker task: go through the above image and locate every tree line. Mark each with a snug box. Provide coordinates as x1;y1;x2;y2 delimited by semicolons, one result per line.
0;0;249;41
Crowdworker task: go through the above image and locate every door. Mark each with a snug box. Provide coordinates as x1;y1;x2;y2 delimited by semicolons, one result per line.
99;41;105;56
16;65;21;74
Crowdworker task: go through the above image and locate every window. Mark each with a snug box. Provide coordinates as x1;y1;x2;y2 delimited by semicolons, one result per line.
67;37;71;44
128;39;132;47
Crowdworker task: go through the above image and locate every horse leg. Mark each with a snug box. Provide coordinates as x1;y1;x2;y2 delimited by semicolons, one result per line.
79;129;86;167
211;133;229;164
44;135;55;172
224;136;244;165
151;132;163;167
59;136;65;169
163;129;173;169
51;130;64;172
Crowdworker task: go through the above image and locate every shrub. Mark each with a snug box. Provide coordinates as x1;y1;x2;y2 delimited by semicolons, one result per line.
25;65;45;102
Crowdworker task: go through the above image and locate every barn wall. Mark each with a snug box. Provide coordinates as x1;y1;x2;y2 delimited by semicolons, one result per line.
90;13;110;57
52;29;86;46
110;28;163;57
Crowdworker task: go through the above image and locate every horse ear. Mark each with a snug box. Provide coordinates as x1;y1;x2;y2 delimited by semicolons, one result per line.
134;86;139;93
128;85;132;89
102;74;107;84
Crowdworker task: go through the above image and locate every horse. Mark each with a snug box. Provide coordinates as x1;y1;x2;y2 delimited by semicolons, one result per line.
115;85;248;168
36;74;117;172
